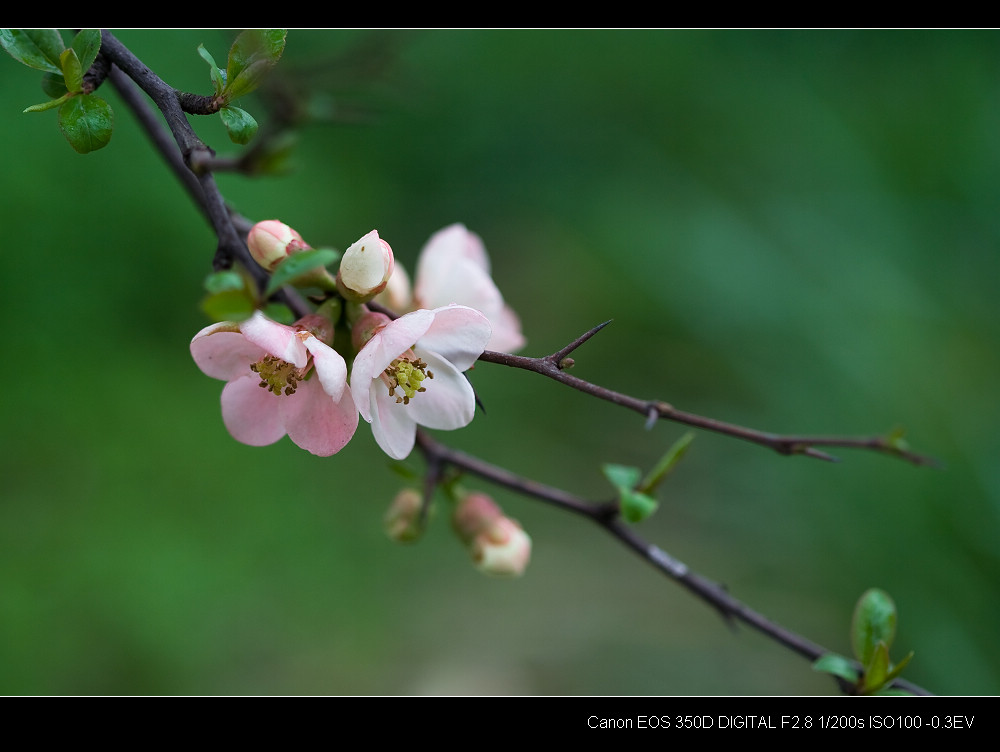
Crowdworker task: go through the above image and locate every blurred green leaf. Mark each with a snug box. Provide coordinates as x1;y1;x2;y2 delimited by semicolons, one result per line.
219;105;258;145
638;432;694;495
265;248;338;297
197;43;225;96
619;489;658;523
812;652;860;683
57;93;112;153
260;301;294;324
0;28;64;73
602;463;642;489
200;289;256;322
862;641;891;693
203;270;246;294
852;588;897;667
71;29;102;75
224;29;286;100
59;48;82;93
41;71;67;98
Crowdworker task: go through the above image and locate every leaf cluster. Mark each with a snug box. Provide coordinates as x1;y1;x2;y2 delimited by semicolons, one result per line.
197;29;286;145
813;588;915;695
1;29;112;153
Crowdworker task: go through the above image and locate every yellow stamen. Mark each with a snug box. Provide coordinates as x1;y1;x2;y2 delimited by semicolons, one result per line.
382;355;434;405
250;354;307;396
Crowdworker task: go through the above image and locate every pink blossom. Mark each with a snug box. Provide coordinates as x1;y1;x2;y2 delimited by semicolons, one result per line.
412;224;525;354
351;305;491;460
191;312;358;456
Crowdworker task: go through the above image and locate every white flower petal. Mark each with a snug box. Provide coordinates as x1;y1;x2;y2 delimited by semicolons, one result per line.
406;349;476;431
369;385;418;459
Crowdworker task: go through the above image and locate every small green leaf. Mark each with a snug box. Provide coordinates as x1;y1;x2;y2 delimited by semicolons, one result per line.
41;71;67;98
23;92;71;113
219;105;258;145
873;687;915;696
59;47;83;93
620;489;658;523
862;641;891;693
224;29;286;100
200;289;256;322
602;463;642;490
882;650;915;685
260;301;294;324
71;29;101;74
851;588;897;667
197;43;225;96
58;93;113;153
812;653;860;684
0;29;65;73
264;248;339;297
638;432;695;495
203;270;245;294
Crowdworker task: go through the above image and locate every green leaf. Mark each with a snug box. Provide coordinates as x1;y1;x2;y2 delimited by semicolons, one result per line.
203;270;245;294
219;105;258;145
602;463;642;490
882;650;915;685
873;687;915;696
260;302;294;324
0;29;65;73
23;92;71;113
41;71;67;98
851;588;897;667
200;289;256;322
862;641;891;693
224;29;286;100
71;29;102;74
812;653;860;684
619;489;658;523
58;94;113;153
264;248;339;297
60;47;83;93
197;44;225;96
638;432;695;495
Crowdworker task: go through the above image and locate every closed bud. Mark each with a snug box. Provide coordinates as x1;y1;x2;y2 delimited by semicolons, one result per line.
247;220;311;271
453;493;532;577
337;230;395;302
385;488;425;543
470;517;532;577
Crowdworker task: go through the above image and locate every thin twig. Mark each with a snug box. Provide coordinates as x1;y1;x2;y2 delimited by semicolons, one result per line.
415;430;932;696
479;323;937;467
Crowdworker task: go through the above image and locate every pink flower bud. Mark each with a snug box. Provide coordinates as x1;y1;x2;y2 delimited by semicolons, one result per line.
470;517;532;577
337;230;395;301
247;220;311;271
385;488;425;543
452;492;503;544
452;493;531;576
350;310;392;352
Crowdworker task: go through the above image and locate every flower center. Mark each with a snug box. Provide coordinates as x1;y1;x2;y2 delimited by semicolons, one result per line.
382;354;434;405
250;355;307;396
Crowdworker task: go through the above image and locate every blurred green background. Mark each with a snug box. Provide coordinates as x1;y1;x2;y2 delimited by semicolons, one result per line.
1;29;998;695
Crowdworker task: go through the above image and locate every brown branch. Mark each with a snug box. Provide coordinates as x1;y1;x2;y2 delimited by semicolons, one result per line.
99;32;933;695
479;322;937;467
415;429;932;696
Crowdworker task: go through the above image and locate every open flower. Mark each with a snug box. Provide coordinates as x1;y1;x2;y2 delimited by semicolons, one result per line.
191;311;358;456
351;305;491;460
384;223;524;353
